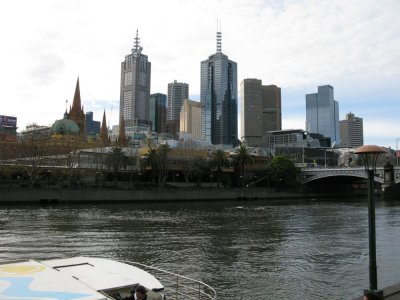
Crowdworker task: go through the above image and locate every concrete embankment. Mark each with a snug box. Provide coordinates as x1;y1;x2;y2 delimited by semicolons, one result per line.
0;188;317;204
353;282;400;300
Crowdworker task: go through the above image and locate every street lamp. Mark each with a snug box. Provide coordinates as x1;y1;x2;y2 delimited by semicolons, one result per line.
354;145;386;299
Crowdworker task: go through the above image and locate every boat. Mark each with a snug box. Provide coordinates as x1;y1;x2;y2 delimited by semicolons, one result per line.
0;256;217;300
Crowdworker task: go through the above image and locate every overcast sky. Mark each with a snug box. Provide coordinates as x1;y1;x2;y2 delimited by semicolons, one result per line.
1;0;399;148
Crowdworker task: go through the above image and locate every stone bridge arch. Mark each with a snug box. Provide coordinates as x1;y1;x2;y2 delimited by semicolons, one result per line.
301;167;385;184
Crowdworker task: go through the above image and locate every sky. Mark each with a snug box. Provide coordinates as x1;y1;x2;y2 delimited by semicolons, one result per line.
1;0;399;149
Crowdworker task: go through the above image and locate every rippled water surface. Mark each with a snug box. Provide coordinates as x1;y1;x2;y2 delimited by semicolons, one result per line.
1;198;400;299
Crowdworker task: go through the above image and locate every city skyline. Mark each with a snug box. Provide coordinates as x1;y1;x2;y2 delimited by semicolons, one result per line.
1;0;399;148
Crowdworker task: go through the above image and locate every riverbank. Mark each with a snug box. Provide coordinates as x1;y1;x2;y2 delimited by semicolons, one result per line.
353;282;400;300
0;187;363;204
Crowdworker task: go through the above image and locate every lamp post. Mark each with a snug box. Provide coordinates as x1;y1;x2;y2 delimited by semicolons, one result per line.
354;145;386;299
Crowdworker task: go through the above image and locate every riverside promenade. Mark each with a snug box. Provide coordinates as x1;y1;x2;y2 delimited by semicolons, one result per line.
354;283;400;299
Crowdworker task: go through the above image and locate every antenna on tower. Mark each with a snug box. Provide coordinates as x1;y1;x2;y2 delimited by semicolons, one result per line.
132;29;143;57
216;19;222;53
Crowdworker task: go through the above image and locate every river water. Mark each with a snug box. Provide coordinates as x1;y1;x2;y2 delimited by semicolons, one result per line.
0;197;400;299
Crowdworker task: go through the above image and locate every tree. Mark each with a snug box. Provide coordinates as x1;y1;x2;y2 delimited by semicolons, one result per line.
105;146;129;182
269;155;300;187
192;156;209;187
142;146;159;184
210;149;230;187
19;137;45;187
157;144;170;187
232;144;253;188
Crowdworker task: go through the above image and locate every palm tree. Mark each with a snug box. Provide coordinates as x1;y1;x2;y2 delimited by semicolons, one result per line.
142;146;159;184
232;144;253;188
105;146;129;182
210;149;229;187
142;144;170;187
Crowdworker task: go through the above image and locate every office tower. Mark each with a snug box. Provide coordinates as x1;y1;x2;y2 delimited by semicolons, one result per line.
149;93;167;133
68;77;85;137
120;30;151;129
168;80;189;121
240;79;281;146
180;99;202;140
200;29;238;145
85;111;100;136
306;85;340;146
340;112;363;148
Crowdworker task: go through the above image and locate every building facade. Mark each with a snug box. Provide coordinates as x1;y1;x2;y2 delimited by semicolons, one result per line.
150;93;167;133
85;111;100;136
306;85;340;146
340;112;363;148
240;79;281;146
179;99;202;140
200;30;238;146
0;115;17;141
167;81;189;121
120;30;151;129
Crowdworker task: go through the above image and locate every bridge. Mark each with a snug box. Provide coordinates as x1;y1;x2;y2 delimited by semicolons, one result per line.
301;166;400;184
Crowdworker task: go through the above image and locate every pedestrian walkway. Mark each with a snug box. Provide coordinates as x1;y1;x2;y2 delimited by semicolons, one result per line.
354;283;400;300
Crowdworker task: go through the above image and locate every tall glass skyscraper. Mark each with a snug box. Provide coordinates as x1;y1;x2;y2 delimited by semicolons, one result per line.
120;30;151;128
168;80;189;121
149;93;167;133
306;85;340;146
200;30;237;145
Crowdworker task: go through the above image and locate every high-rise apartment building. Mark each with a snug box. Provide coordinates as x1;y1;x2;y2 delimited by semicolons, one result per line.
340;112;363;148
180;99;202;140
200;29;238;145
120;30;151;129
168;80;189;121
306;85;340;146
149;93;167;133
85;111;100;136
240;79;281;146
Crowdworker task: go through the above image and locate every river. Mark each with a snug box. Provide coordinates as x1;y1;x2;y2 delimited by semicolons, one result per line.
0;197;399;299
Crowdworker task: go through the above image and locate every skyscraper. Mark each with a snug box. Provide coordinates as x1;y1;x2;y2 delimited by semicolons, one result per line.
120;30;151;129
306;85;340;146
180;99;202;140
240;79;281;146
149;93;167;133
85;111;100;136
200;29;238;146
340;112;363;148
168;80;189;121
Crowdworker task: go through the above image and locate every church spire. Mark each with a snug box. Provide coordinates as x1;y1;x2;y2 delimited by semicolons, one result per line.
68;77;85;137
100;109;108;144
72;77;81;110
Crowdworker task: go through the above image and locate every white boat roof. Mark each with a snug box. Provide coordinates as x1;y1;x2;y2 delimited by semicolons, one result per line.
0;257;164;300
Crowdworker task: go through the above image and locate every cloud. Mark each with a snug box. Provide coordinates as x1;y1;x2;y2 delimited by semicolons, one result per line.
0;0;399;148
